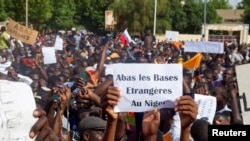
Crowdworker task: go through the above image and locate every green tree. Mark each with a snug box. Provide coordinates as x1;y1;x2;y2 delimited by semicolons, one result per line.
47;0;76;31
4;0;25;22
28;0;53;30
111;0;172;34
208;0;232;9
0;0;7;21
75;0;113;34
242;0;250;32
169;0;188;33
4;0;53;30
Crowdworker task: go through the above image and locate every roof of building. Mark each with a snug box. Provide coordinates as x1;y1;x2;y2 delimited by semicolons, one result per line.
216;9;244;23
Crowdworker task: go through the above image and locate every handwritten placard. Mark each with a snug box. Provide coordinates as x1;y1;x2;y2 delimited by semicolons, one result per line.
6;18;38;45
0;80;37;140
195;94;217;124
113;64;183;112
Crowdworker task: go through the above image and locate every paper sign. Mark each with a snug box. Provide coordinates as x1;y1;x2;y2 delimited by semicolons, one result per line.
6;18;38;45
184;41;224;54
113;64;183;112
42;47;57;64
165;31;179;41
195;94;217;124
54;36;63;50
235;64;250;124
0;80;37;140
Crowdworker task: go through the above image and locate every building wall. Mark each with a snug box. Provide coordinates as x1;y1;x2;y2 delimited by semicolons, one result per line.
156;34;250;44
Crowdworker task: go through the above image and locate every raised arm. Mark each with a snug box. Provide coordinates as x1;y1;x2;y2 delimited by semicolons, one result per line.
94;42;110;80
100;86;121;141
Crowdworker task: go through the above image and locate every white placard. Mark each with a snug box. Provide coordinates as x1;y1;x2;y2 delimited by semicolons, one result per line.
54;36;63;50
113;64;183;112
195;94;217;124
235;64;250;124
42;47;57;64
165;31;179;41
0;80;37;140
184;41;224;54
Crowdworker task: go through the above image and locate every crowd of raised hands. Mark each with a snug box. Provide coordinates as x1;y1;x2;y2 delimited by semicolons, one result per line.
0;30;246;141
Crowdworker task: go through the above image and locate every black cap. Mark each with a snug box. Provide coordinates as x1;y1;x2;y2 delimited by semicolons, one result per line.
78;116;107;134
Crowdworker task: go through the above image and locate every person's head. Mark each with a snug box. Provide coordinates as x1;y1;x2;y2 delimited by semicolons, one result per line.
78;116;106;141
212;68;219;81
199;62;207;73
222;68;234;82
203;69;214;84
1;26;6;32
211;86;228;111
191;119;210;141
30;71;40;82
47;75;62;93
31;81;40;94
213;112;230;125
76;95;93;110
77;107;91;123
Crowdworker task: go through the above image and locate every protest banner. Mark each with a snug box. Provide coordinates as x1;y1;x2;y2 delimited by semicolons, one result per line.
0;80;37;140
195;94;217;124
235;64;250;124
113;64;183;112
165;31;179;41
184;41;224;54
42;47;57;64
6;18;38;45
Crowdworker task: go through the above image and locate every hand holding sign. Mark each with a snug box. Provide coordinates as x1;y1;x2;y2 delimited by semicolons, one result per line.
101;86;121;120
175;95;198;129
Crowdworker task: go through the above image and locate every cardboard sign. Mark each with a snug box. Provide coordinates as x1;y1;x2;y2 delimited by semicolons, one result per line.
6;18;38;45
184;41;224;54
235;64;250;124
113;64;183;112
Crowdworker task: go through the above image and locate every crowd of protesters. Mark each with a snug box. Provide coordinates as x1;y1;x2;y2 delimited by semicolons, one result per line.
0;24;248;141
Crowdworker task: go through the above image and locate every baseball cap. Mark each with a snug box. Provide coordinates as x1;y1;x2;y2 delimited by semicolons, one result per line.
78;116;107;134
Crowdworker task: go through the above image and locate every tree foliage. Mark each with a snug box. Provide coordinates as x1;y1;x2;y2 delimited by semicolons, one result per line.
0;0;7;21
242;0;250;29
75;0;113;34
47;0;76;30
208;0;232;9
0;0;222;34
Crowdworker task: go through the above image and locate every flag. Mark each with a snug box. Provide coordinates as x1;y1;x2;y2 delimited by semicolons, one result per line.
173;41;182;48
119;28;132;46
183;53;202;69
123;28;132;43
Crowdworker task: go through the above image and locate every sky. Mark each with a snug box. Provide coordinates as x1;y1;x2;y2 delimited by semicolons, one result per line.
228;0;242;8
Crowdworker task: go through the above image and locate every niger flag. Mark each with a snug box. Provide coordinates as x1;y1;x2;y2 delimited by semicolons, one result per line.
183;53;202;69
